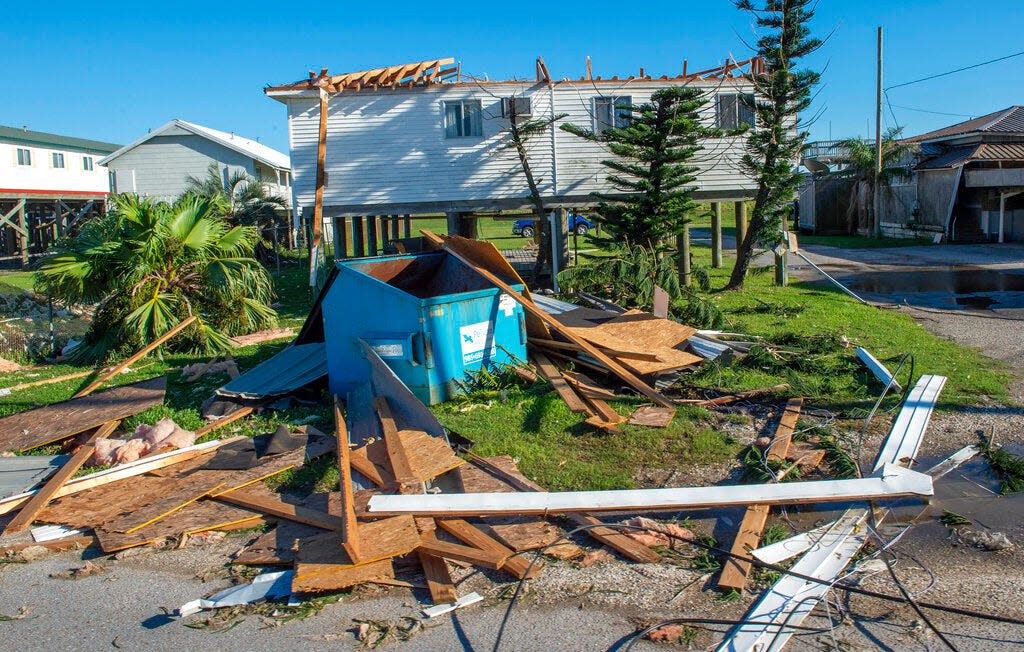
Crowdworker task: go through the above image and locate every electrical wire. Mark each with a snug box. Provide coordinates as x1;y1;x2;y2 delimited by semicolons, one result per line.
886;49;1024;90
489;523;1024;652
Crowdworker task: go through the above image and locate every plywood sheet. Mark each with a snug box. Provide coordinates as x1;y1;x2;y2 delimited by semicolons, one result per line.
94;500;263;552
0;377;166;452
628;406;676;427
587;310;696;348
293;557;396;593
233;520;322;565
292;515;418;591
356;430;463;485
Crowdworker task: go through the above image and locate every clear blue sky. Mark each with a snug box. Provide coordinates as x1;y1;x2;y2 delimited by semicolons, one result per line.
3;0;1022;153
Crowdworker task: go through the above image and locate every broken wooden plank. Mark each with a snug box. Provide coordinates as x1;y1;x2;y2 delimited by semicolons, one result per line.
436;518;538;579
422;230;673;407
0;376;167;453
416;534;506;569
701;383;790;407
375;396;416;483
293;557;395;593
531;351;592;414
368;465;934;516
628;405;676;428
856;346;902;393
194;406;254;438
95;502;264;553
532;337;662;362
766;397;803;462
560;369;617;401
73;317;195;398
717;504;770;592
418;551;457;603
1;420;120;535
215;490;344;532
0;436;245;516
334;395;361;559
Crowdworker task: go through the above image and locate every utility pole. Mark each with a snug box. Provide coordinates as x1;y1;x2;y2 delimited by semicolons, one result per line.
873;26;883;238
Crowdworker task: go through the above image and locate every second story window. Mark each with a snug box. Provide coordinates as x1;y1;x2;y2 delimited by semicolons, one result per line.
83;156;94;171
444;100;483;139
52;152;65;169
16;148;31;166
716;93;755;130
594;96;632;135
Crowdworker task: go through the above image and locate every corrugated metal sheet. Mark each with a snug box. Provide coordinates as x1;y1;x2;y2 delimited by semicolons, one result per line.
0;454;69;499
215;343;326;400
916;142;1024;169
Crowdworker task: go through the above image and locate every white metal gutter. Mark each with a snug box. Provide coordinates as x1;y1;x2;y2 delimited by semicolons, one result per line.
855;346;902;393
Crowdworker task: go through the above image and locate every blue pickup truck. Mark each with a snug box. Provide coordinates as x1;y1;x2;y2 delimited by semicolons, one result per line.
512;213;594;238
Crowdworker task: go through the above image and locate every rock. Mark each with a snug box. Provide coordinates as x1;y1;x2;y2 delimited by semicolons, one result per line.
959;529;1014;552
14;545;51;562
647;624;687;643
581;549;613;567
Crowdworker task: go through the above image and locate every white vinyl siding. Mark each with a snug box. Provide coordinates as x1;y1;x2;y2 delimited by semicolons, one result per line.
16;148;31;166
443;100;483;138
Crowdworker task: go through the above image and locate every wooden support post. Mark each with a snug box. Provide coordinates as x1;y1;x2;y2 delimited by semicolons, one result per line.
73;316;197;398
366;215;378;256
390;215;400;240
334;396;361;560
310;90;328;284
735;201;748;251
402;214;411;239
2;420;120;535
18;201;28;268
676;227;691;287
445;212;460;237
353;215;365;257
711;202;723;268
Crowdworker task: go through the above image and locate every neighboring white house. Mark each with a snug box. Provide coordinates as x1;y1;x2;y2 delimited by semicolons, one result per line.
100;120;293;209
265;56;762;224
0;125;119;266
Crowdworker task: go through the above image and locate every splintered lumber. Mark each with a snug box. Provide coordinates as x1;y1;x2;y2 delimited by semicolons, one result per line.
628;406;676;428
464;455;660;563
436;518;538;579
701;383;790;407
0;436;244;517
368;465;933;516
215;490;343;531
292;515;419;592
560;370;617;400
194;405;254;438
582;395;625;434
2;420;120;535
717;504;770;591
765;397;803;462
416;534;506;569
375;396;416;483
95;503;264;553
512;365;538;384
421;230;673;407
113;480;227;534
234;520;323;565
73;316;196;398
334;395;360;559
531;351;592;414
418;552;458;603
352;429;463;487
350;446;392;488
0;376;166;453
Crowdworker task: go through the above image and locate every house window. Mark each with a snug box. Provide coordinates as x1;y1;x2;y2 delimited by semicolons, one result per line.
501;97;532;118
594;96;632;135
83;156;94;171
716;93;755;129
444;100;483;138
16;148;31;166
52;152;65;169
281;171;289;187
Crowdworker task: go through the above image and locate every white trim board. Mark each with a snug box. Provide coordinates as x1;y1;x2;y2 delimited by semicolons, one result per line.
367;464;933;516
872;374;946;472
855;347;902;393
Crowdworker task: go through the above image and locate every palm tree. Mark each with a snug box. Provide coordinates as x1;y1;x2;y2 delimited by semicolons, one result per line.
36;194;277;362
840;128;917;233
184;163;289;260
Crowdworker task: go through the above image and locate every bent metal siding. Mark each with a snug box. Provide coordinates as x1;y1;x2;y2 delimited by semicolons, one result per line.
284;79;757;215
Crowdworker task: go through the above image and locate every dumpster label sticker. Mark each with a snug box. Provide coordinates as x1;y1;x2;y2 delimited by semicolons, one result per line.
371;343;404;358
460;321;495;365
498;293;516;317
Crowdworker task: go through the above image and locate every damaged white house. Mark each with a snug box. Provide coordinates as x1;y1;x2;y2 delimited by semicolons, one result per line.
264;56;764;255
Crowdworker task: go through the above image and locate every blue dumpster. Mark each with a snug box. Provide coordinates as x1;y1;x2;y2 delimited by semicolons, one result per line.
321;251;528;405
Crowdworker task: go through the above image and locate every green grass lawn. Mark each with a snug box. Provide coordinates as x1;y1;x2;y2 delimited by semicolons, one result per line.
0;270;37;293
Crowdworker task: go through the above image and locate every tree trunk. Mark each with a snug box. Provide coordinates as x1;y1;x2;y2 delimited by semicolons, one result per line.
508;111;551;286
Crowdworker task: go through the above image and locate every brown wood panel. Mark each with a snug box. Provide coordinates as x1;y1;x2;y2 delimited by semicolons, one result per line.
95;501;264;552
0;376;166;452
418;551;457;603
334;396;360;559
530;351;592;414
436;518;538;579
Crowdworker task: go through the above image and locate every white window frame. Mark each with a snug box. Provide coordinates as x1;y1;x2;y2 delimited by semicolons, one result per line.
594;96;632;135
16;148;31;166
83;156;94;171
51;152;65;169
443;100;483;139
